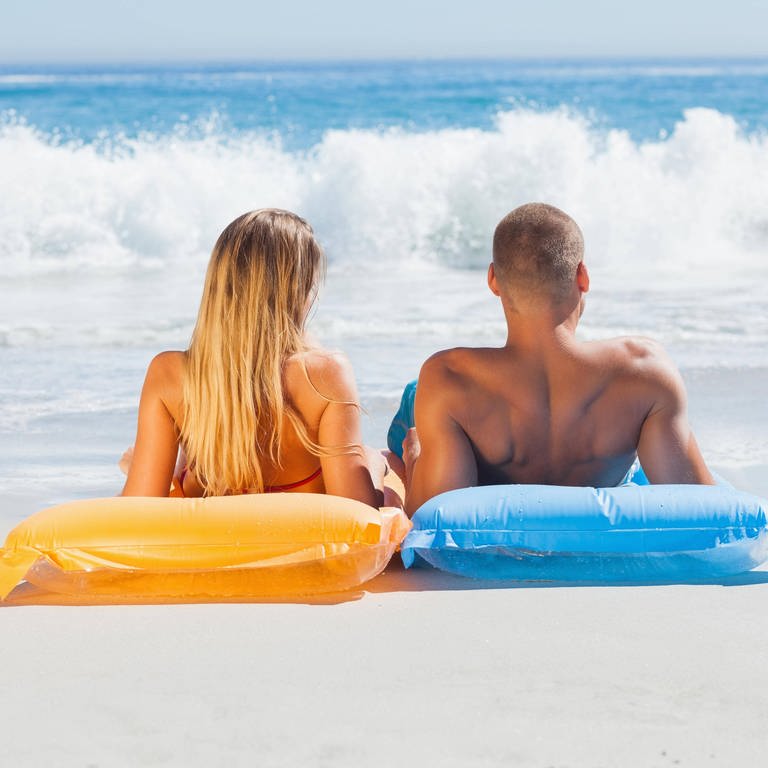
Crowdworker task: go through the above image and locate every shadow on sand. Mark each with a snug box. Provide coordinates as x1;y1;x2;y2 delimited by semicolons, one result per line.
4;559;767;608
363;557;768;593
0;580;365;608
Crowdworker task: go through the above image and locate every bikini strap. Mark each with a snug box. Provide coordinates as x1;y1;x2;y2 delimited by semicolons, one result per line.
260;466;323;494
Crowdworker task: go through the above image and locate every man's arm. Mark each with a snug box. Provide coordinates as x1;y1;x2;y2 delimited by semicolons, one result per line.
636;353;714;485
404;356;478;516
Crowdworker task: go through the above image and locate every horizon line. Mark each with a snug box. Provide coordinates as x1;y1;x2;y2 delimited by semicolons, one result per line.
1;53;768;69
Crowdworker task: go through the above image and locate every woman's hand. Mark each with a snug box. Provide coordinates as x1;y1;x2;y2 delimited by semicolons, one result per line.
402;427;421;489
118;446;134;476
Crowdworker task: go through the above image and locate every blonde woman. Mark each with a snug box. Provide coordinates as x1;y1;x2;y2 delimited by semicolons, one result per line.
121;208;387;507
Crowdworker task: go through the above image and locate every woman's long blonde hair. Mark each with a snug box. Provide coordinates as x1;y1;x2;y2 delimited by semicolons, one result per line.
181;209;326;495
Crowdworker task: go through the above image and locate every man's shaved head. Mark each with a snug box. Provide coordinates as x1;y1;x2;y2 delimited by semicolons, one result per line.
492;203;584;303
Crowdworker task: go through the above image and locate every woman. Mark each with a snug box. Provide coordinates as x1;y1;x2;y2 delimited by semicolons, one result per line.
121;208;386;507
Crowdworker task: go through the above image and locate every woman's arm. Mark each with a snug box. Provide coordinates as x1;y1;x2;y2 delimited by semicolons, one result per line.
121;352;182;496
312;354;385;508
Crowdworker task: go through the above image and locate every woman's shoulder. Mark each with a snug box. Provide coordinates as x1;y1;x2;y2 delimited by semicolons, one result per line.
284;347;358;404
146;350;186;378
143;351;187;403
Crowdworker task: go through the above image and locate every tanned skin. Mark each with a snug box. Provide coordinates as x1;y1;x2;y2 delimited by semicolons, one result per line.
121;347;388;508
404;238;713;516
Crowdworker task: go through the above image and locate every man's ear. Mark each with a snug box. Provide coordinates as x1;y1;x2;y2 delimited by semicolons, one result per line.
576;261;590;294
488;262;501;296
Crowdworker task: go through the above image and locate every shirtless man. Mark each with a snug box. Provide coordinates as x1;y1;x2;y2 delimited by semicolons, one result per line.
403;202;713;515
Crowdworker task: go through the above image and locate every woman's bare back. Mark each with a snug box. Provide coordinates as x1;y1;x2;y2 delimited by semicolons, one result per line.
122;347;385;506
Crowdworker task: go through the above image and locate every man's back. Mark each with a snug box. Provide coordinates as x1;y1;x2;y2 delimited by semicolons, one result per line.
420;337;679;488
403;202;713;515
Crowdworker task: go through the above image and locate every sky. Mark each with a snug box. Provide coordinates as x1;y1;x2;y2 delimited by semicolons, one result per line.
2;0;767;63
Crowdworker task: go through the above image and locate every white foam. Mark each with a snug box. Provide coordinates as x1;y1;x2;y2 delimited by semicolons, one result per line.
1;107;767;364
1;107;766;278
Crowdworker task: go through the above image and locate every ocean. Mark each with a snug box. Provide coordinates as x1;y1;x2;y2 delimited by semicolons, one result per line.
1;58;767;521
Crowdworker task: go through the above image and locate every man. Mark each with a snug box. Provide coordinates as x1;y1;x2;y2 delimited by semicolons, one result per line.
403;202;713;516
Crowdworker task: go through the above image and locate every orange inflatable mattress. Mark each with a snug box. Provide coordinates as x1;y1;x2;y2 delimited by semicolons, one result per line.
0;494;410;604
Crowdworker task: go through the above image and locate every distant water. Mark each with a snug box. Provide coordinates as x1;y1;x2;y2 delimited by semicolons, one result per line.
1;59;767;509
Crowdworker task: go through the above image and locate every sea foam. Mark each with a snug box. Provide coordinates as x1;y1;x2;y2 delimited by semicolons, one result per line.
1;107;766;281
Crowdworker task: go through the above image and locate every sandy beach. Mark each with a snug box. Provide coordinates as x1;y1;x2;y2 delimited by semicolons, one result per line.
2;560;767;767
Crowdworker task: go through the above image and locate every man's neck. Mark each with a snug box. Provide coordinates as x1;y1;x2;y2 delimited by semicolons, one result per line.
501;303;582;357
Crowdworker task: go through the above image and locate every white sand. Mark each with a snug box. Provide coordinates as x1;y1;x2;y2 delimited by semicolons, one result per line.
2;559;768;767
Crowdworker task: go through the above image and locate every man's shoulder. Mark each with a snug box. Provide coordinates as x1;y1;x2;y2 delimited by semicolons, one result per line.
417;347;505;419
592;336;673;373
591;337;684;400
420;346;494;385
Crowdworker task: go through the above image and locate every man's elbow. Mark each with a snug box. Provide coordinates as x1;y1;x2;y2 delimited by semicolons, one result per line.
404;494;421;518
404;481;430;518
694;467;717;485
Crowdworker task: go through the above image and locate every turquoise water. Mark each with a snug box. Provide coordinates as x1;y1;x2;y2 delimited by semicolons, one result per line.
3;59;768;145
1;59;767;514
